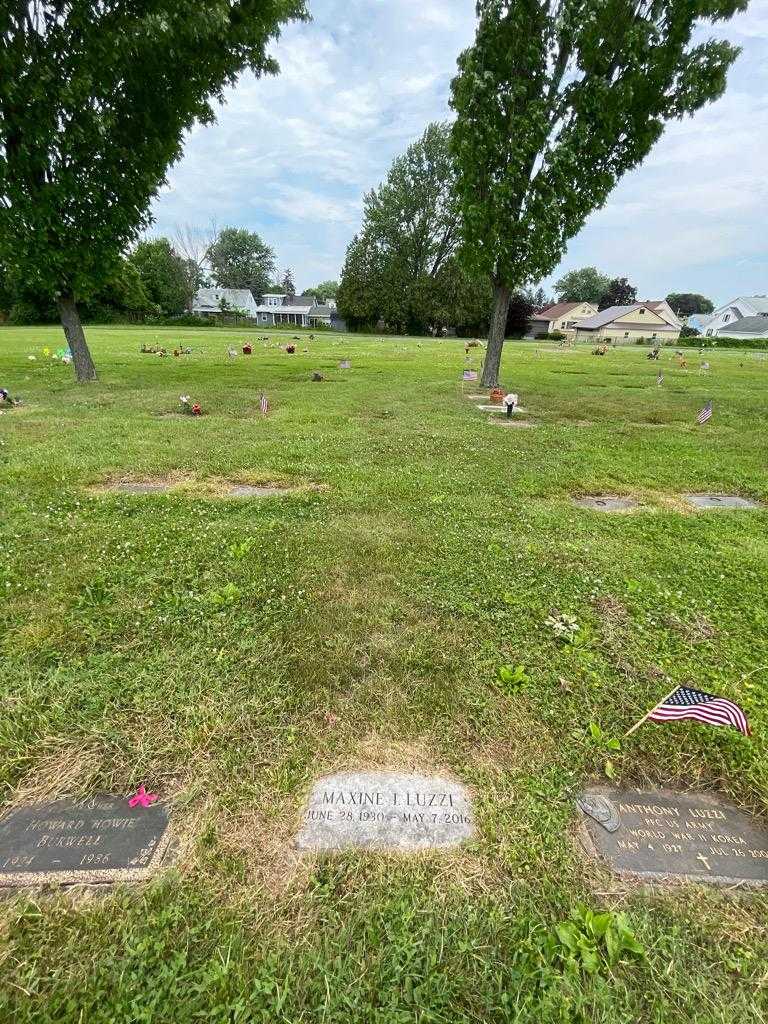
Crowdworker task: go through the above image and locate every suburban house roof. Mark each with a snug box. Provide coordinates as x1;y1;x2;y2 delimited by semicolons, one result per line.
193;288;258;312
718;315;768;335
738;296;768;315
535;302;585;320
700;296;768;329
576;304;678;331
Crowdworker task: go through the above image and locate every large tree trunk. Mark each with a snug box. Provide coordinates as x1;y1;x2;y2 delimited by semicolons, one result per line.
56;293;97;382
481;279;511;387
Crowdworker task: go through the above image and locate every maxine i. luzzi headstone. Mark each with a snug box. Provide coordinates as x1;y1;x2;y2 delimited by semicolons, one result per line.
295;771;474;852
577;787;768;886
0;794;172;887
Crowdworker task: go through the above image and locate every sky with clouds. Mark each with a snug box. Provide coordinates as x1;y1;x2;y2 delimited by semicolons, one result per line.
150;0;768;306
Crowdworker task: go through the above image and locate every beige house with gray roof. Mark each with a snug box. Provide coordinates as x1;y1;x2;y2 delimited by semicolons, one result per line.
574;303;682;343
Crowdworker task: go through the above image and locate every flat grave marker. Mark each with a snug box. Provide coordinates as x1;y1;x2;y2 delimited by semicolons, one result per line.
682;494;761;511
0;794;172;887
227;484;294;498
113;481;171;494
577;786;768;887
573;496;639;512
476;405;528;414
295;771;474;852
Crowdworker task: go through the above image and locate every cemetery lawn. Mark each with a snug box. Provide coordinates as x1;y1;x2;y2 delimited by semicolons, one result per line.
2;324;768;1024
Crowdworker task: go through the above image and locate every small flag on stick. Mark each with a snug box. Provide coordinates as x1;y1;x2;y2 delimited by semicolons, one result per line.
259;393;269;416
696;399;713;425
626;685;750;737
463;369;478;381
656;372;664;386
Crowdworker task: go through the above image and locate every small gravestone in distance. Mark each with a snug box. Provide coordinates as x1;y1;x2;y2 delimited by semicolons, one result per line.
577;787;768;886
682;494;761;510
295;771;474;852
573;496;639;512
0;794;172;887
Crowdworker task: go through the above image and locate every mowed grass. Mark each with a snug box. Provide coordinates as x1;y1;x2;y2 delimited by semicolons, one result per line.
1;324;767;1023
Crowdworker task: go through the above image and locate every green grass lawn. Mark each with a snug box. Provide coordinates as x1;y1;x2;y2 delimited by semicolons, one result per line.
1;325;767;1023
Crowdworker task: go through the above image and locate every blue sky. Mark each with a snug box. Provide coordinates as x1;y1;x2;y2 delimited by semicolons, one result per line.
150;0;768;306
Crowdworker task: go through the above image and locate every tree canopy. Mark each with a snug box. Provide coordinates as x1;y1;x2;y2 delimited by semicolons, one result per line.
128;239;188;316
303;280;339;302
598;277;638;310
0;0;305;380
281;268;296;296
337;122;489;335
450;0;745;385
666;292;715;317
554;267;610;305
208;228;276;296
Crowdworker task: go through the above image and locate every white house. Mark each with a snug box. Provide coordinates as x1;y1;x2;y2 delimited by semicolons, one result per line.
192;288;261;318
251;293;334;328
699;296;768;338
191;288;336;327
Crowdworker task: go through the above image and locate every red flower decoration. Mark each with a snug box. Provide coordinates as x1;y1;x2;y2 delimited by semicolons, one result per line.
191;403;202;416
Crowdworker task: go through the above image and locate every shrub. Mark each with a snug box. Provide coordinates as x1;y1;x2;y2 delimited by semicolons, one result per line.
676;334;768;350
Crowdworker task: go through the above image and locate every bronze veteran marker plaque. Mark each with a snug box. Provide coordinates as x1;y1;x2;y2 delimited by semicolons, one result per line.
0;794;172;886
577;787;768;887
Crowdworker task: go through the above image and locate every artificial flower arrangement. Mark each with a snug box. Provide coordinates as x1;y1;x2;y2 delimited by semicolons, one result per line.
179;395;202;416
242;342;253;355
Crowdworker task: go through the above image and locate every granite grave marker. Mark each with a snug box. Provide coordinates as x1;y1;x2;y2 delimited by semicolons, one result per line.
295;771;474;852
114;481;170;494
682;494;761;510
577;786;768;886
0;794;172;887
573;496;639;512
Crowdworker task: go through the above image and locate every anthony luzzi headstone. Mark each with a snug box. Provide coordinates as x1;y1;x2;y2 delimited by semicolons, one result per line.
577;787;768;887
295;771;474;852
0;794;172;887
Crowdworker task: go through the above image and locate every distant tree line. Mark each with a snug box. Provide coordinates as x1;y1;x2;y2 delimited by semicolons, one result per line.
0;226;338;324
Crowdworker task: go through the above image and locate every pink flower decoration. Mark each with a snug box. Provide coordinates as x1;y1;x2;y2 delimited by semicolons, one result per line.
128;785;158;808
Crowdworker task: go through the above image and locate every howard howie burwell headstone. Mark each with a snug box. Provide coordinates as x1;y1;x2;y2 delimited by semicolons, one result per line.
578;787;768;886
295;771;474;852
0;795;172;886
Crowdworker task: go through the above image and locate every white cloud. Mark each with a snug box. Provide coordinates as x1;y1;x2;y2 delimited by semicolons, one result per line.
151;0;768;299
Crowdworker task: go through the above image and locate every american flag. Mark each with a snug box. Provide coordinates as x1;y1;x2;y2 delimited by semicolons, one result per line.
696;400;713;425
648;686;750;736
259;393;269;416
656;373;664;386
463;369;478;381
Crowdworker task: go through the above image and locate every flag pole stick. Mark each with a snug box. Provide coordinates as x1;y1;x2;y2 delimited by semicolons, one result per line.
624;684;680;738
